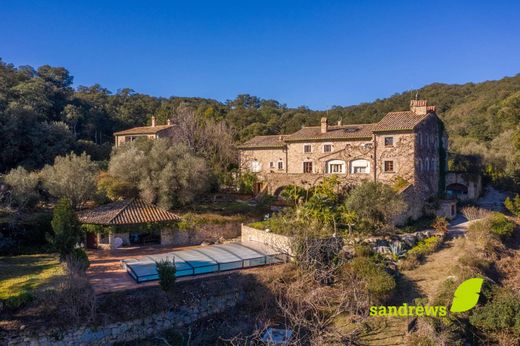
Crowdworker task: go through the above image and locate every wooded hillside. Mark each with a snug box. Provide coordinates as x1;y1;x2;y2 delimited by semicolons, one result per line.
1;58;519;190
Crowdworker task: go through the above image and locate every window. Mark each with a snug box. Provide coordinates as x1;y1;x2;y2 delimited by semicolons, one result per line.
323;144;332;153
125;136;137;142
277;161;284;170
350;159;370;174
384;137;394;146
326;159;345;174
250;160;262;173
417;158;422;171
384;161;394;172
303;161;313;173
269;161;275;169
425;158;429;171
303;144;312;153
417;133;422;147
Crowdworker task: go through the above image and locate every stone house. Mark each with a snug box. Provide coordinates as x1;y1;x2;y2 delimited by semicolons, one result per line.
113;116;179;147
238;100;449;221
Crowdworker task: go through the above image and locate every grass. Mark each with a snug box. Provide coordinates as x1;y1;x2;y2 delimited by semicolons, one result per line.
0;254;65;307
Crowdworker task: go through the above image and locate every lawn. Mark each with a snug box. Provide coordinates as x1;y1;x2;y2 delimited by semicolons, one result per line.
0;254;65;305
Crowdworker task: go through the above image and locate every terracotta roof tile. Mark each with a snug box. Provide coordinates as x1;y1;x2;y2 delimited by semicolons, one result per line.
238;106;436;148
285;124;375;141
78;198;180;225
113;125;175;136
372;111;430;132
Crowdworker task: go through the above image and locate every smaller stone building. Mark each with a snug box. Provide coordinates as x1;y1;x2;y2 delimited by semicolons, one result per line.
113;116;179;147
78;198;180;249
445;172;482;201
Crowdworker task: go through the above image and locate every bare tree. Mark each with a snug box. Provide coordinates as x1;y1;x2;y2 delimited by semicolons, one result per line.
174;104;237;173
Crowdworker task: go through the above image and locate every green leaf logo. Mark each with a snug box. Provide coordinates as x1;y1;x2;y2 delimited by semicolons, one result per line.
450;278;484;313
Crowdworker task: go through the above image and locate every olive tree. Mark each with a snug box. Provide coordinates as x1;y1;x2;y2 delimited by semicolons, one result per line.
108;139;211;209
40;152;98;208
3;166;40;208
344;181;407;233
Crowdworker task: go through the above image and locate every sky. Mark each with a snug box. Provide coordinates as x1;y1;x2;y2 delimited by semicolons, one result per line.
1;0;519;109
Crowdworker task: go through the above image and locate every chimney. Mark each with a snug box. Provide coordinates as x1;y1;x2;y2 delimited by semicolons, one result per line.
320;117;328;133
151;116;157;127
410;100;428;115
337;119;342;126
167;119;172;126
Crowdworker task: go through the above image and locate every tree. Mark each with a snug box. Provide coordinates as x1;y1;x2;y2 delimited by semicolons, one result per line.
280;185;306;205
108;139;211;209
344;181;407;233
3;166;40;208
50;197;82;260
40;152;98;208
156;258;176;295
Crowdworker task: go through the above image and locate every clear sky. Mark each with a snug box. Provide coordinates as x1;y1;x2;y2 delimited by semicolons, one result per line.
1;0;519;109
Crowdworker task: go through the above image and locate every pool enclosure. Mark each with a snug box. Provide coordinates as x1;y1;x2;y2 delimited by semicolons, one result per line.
121;242;286;283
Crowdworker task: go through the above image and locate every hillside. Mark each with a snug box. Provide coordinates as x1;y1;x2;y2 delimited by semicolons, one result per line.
1;58;519;189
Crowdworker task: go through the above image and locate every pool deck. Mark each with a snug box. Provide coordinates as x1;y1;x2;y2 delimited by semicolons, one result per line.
87;244;203;294
86;243;279;294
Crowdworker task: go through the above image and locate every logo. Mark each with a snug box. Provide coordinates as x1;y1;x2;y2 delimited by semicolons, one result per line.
370;278;484;317
450;277;484;312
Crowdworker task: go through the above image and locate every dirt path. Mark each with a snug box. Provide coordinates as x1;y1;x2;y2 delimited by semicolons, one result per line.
357;219;472;345
400;237;467;302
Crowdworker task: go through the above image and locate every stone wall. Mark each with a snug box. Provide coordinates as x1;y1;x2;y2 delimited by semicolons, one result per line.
6;290;244;346
161;222;241;246
445;172;482;200
241;224;293;255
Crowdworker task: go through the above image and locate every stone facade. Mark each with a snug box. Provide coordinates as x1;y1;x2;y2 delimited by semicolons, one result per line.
5;290;245;346
445;172;482;200
238;100;448;221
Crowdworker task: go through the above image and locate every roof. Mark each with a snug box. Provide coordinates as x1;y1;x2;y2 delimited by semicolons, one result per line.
113;125;175;136
78;198;180;225
238;104;437;148
285;124;375;141
372;111;431;132
237;135;286;149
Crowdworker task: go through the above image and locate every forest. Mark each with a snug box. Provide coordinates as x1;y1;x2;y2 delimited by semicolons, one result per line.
1;58;519;191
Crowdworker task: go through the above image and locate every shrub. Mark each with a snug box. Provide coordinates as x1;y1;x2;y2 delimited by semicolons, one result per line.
350;256;396;302
504;194;520;217
488;212;514;239
432;216;448;235
344;181;407;233
66;248;90;274
469;288;520;339
354;244;373;257
156;258;176;294
407;236;442;260
461;206;489;221
50;198;83;260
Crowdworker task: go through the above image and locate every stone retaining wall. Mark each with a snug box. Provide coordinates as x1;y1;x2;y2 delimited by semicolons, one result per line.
241;224;293;255
6;290;244;346
161;222;242;246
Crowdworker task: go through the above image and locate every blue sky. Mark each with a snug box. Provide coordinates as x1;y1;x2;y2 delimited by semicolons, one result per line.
1;0;519;109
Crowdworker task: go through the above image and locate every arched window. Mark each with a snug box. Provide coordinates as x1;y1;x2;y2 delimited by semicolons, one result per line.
350;159;370;174
417;158;422;171
326;159;346;174
425;158;429;171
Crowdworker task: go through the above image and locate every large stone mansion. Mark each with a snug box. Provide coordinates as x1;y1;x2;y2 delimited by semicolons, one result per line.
238;100;449;221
